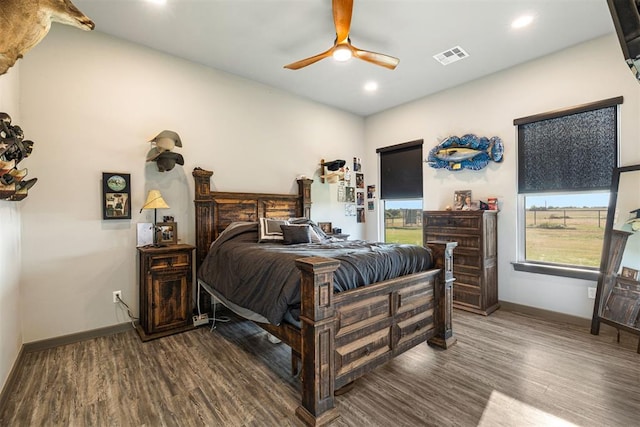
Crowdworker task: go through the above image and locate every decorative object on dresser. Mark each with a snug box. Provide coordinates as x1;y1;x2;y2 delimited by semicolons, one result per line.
426;134;504;171
622;266;639;280
1;112;37;201
155;222;178;246
101;172;130;219
424;209;499;315
318;222;332;234
145;130;184;172
454;190;472;211
137;244;196;342
192;167;457;426
591;164;640;353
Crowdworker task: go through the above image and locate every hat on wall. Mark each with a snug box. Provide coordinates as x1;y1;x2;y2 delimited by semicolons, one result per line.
146;147;163;162
323;159;346;171
156;151;184;172
149;130;182;151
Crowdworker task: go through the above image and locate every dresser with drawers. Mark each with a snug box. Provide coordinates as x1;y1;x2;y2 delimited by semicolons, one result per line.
423;210;499;315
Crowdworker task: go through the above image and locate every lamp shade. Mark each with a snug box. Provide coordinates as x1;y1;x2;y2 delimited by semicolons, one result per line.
140;190;169;212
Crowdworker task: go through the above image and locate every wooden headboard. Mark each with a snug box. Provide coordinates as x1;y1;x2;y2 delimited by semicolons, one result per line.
192;168;313;268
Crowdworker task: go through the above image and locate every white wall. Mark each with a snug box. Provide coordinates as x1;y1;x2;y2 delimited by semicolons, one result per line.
18;26;364;342
14;27;640;344
0;65;23;393
365;34;640;319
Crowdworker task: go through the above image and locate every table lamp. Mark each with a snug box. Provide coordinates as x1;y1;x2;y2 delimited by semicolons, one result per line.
140;190;169;245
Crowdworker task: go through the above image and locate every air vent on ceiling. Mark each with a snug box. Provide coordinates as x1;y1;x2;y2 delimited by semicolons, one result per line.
433;46;469;65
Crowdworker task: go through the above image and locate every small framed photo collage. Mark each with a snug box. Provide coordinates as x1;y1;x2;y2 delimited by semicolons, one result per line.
334;157;375;223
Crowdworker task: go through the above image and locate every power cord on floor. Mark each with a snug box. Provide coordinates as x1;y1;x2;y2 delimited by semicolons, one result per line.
116;294;139;330
195;282;230;331
209;309;230;331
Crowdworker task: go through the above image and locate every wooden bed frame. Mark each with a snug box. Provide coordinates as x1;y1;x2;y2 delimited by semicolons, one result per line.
193;168;457;426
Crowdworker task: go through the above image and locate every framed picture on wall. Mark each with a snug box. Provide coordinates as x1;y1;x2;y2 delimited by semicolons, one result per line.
346;186;355;203
102;172;131;220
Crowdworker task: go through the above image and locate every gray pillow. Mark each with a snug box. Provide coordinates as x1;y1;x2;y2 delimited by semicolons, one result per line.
280;224;312;245
288;217;329;242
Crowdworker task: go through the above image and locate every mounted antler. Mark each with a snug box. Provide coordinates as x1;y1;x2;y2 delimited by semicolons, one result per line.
0;0;95;75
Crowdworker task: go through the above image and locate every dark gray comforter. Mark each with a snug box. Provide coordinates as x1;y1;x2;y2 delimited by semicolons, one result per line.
197;222;434;325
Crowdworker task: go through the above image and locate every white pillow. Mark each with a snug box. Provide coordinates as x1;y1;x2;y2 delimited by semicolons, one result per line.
258;218;288;243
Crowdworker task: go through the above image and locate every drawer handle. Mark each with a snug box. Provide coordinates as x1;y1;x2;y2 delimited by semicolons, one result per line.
364;346;371;356
414;324;422;332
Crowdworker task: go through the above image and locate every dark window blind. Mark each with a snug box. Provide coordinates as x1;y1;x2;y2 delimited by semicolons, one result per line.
377;140;423;199
515;97;621;194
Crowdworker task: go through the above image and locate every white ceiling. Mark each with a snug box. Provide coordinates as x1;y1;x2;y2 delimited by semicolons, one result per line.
73;0;616;117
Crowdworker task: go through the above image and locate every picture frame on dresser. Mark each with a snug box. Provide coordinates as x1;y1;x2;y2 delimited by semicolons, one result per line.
621;267;639;280
155;222;178;245
318;222;332;234
453;190;471;211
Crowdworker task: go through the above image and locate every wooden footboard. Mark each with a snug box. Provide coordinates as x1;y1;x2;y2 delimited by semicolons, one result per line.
293;241;457;426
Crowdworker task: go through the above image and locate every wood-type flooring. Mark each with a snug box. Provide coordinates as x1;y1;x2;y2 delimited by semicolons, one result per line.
1;308;639;426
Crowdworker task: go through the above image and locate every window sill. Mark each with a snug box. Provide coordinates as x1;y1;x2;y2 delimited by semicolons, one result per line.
511;262;600;281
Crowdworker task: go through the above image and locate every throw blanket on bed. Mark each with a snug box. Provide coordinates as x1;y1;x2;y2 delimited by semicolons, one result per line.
197;222;433;325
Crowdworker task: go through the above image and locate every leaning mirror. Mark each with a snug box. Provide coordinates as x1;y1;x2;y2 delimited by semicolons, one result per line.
591;164;640;353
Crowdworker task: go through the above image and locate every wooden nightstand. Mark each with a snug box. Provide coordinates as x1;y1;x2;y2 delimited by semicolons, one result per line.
136;244;196;341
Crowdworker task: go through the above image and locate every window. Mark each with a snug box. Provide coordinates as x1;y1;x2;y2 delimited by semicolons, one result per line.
514;97;621;277
377;140;423;244
384;200;423;245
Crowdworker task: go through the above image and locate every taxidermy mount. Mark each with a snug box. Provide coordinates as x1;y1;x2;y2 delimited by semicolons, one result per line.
0;0;95;75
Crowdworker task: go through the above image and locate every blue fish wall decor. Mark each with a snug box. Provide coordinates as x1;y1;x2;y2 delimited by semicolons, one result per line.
426;134;504;171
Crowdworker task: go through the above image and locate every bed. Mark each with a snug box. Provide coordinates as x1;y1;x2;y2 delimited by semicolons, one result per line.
192;168;457;426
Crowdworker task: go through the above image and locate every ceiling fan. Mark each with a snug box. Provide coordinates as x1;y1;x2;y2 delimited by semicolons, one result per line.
284;0;399;70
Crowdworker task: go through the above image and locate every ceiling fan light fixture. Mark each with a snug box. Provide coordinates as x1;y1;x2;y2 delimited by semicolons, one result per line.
333;45;352;62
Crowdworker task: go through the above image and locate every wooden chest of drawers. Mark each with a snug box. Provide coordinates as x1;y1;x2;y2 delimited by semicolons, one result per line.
423;210;499;315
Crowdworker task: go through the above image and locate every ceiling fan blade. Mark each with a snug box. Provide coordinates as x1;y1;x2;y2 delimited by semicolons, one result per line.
333;0;353;43
284;47;335;70
351;44;399;70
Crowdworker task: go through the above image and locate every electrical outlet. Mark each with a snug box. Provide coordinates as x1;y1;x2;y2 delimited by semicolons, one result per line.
113;290;122;303
193;314;209;327
588;287;597;299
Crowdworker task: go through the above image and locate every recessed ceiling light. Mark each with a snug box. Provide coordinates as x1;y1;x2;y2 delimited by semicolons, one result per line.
146;0;167;5
364;81;378;92
512;15;534;29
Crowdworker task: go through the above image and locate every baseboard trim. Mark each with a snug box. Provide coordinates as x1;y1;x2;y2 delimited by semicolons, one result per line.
0;345;25;413
499;301;591;328
23;322;133;353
